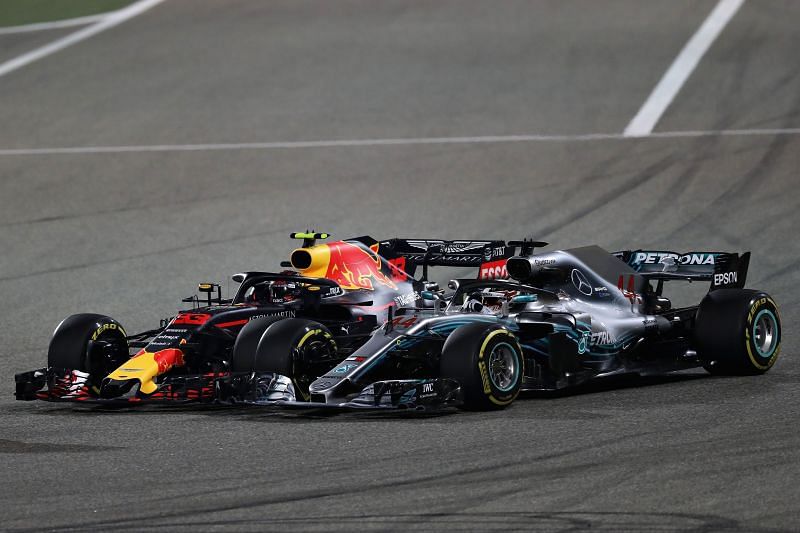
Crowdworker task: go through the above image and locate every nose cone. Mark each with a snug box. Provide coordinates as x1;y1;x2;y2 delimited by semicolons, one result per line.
105;349;185;396
106;352;160;395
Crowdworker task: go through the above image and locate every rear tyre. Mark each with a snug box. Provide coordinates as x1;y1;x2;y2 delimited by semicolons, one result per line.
48;313;129;383
695;289;781;375
252;318;338;401
440;323;523;410
230;316;288;372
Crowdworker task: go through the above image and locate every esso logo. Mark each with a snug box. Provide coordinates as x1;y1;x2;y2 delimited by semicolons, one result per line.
479;259;508;280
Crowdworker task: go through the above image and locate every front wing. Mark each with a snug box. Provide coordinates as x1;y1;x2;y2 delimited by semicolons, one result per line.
226;372;461;410
15;368;460;411
15;367;223;405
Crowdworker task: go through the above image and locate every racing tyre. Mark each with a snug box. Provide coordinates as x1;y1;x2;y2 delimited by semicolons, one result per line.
252;318;338;401
48;313;129;378
231;316;289;372
695;289;781;375
440;323;524;410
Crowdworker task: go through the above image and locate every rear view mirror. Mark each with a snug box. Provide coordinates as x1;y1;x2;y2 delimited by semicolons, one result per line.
197;283;221;305
198;283;214;293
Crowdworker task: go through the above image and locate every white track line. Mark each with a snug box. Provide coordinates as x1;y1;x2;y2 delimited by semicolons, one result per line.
1;128;799;156
0;0;164;79
624;0;745;137
0;14;106;35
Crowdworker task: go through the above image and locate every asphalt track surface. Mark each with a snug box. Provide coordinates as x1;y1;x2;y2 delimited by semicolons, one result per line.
1;1;798;531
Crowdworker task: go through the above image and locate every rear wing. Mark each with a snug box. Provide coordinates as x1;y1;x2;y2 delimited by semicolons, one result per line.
613;250;750;291
351;237;514;280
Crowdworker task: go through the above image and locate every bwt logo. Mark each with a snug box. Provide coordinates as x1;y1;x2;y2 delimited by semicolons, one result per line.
714;271;737;285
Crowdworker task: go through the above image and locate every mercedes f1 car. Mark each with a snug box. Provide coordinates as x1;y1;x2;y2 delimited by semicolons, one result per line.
236;242;782;411
15;233;513;404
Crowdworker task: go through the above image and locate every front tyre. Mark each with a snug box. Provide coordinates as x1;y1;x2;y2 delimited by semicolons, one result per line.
230;316;289;372
440;323;524;410
48;313;129;388
252;318;338;401
695;289;781;375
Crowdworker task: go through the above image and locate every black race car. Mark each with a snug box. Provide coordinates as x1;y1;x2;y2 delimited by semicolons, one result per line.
15;233;512;404
234;242;782;411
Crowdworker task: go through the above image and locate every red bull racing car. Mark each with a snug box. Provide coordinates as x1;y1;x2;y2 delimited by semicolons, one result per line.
15;233;512;405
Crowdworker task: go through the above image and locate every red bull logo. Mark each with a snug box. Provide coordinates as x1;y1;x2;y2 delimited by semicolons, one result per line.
292;241;400;291
326;242;397;290
129;348;185;374
144;348;185;374
131;348;185;369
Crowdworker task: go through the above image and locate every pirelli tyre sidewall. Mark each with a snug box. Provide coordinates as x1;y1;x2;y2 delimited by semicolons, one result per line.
253;318;337;401
48;313;128;378
695;289;781;375
441;323;524;410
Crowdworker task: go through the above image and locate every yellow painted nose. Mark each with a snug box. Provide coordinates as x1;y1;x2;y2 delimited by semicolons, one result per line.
107;353;160;394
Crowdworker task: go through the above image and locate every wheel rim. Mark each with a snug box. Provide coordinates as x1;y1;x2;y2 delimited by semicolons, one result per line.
487;342;519;392
753;310;779;358
295;334;336;393
301;336;336;364
86;328;127;377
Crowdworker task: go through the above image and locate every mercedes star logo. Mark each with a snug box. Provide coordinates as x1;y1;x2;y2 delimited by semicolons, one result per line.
571;269;593;296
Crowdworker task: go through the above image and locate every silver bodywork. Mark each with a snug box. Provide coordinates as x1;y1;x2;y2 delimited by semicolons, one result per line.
307;245;688;401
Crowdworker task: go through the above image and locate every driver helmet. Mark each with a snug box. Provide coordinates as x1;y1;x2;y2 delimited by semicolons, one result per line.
246;278;300;304
462;289;517;314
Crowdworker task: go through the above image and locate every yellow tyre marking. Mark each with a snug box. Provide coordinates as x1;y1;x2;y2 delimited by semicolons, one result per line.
297;329;322;348
293;328;336;402
490;394;514;406
477;329;523;406
478;329;508;359
91;322;126;341
489;341;525;406
478;361;491;393
745;299;779;371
